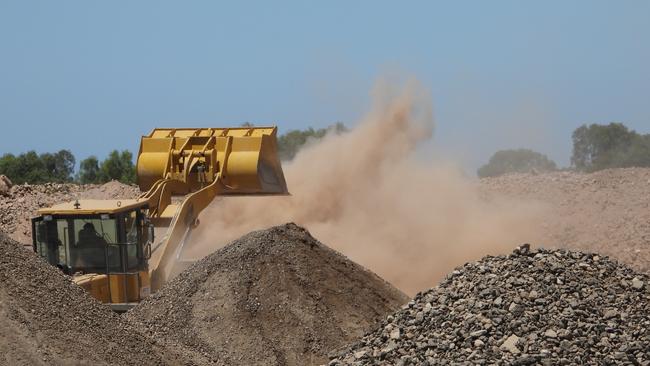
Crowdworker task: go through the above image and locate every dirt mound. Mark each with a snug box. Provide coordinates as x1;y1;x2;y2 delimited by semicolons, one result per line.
81;180;141;200
127;223;408;366
330;245;650;365
479;168;650;274
0;232;182;366
0;181;139;244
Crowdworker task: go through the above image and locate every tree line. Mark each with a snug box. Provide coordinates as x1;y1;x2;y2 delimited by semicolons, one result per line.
0;123;347;185
277;122;347;160
3;122;645;184
0;150;136;185
477;122;650;177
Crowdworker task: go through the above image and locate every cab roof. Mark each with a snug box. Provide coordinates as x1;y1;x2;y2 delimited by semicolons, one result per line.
37;199;149;215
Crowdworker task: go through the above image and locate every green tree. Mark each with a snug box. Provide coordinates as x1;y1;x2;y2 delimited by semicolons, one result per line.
78;156;101;184
477;149;557;178
0;148;139;185
99;150;136;184
277;122;347;160
15;151;47;183
622;134;650;167
571;123;650;171
41;150;75;182
0;153;19;181
0;150;75;184
571;123;636;171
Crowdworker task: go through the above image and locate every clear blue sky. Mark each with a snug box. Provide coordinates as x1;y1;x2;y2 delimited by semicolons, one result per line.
1;1;649;170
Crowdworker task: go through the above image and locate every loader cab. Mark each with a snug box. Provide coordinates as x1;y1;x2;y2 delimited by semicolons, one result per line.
31;200;154;310
32;208;152;275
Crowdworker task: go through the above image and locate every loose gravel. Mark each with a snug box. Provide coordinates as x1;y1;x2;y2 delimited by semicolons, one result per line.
127;223;408;366
329;244;650;365
0;232;184;366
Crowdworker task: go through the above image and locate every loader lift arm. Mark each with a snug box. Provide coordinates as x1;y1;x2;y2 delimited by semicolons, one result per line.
135;127;288;290
32;126;289;310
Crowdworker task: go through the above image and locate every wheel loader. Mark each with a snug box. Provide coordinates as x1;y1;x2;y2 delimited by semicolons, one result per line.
31;127;288;312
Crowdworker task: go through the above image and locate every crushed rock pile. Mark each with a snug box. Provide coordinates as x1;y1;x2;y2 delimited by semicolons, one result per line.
127;223;408;366
479;168;650;274
0;232;183;365
330;245;650;365
0;180;139;244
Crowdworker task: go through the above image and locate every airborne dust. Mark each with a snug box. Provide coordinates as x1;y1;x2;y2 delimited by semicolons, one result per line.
189;80;547;295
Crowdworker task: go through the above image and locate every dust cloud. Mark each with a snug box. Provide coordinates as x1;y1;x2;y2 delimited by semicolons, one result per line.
188;79;547;295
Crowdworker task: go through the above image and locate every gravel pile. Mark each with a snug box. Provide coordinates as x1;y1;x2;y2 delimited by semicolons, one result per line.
0;180;139;244
127;223;408;366
0;232;184;365
329;245;650;365
480;167;650;274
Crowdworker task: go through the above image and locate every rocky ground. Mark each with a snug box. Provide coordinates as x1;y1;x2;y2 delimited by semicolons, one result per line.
1;168;649;365
329;245;650;365
0;180;140;244
127;223;408;366
479;168;650;274
0;232;185;365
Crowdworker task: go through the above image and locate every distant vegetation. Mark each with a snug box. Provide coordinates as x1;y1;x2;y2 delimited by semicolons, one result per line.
0;124;348;185
242;121;348;161
571;122;650;172
277;122;347;161
478;122;650;177
477;149;557;178
5;122;646;183
0;150;135;185
0;150;76;184
78;151;136;184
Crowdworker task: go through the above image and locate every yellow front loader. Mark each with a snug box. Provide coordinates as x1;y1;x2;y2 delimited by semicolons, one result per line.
31;127;288;311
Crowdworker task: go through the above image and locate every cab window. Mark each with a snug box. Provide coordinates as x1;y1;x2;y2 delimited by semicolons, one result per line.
70;218;117;271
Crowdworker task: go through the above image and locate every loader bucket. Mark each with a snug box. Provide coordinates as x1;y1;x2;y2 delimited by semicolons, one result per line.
136;127;289;196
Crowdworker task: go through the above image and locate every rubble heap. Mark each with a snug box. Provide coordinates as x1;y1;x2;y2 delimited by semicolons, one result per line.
330;245;650;365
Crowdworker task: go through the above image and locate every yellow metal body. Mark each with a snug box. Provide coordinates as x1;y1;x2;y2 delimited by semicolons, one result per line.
75;274;110;303
36;126;288;308
38;199;147;215
73;271;150;306
136;126;288;290
137;127;288;195
106;271;151;303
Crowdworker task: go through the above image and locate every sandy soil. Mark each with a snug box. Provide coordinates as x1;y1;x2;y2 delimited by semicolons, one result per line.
479;168;650;274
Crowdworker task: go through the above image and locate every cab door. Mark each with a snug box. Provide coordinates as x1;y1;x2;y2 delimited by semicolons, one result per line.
32;217;72;274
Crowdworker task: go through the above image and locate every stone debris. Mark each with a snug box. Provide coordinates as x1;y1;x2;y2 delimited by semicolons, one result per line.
500;334;520;354
543;329;557;338
329;246;650;365
632;277;645;290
